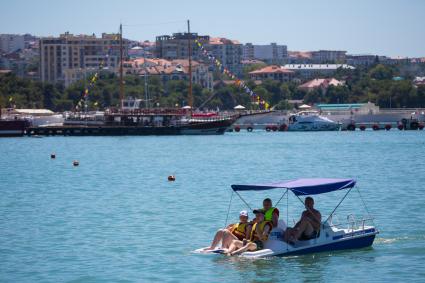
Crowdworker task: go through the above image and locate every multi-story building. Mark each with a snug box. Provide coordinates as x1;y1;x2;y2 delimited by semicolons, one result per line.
346;54;378;66
0;34;25;53
155;33;243;75
311;50;347;63
243;43;288;64
155;33;209;60
39;32;129;86
283;64;355;79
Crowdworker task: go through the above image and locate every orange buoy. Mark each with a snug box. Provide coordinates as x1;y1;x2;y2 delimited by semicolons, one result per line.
397;124;404;130
168;175;176;182
359;125;366;131
385;124;392;131
271;125;278;132
372;124;380;131
73;160;79;167
419;123;424;130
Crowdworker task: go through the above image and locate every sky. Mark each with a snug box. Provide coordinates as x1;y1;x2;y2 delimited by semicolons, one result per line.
1;0;424;57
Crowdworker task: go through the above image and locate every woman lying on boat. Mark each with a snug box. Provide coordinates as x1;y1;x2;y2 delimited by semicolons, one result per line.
203;210;252;251
224;209;273;256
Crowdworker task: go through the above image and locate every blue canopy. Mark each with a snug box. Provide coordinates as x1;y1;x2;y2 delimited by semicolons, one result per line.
231;178;356;196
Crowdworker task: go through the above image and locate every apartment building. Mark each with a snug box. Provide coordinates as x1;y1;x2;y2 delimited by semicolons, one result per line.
243;43;288;64
0;34;25;53
39;32;129;86
155;33;243;75
311;50;347;63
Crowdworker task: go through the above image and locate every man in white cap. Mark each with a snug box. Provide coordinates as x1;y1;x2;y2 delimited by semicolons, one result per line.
204;210;252;251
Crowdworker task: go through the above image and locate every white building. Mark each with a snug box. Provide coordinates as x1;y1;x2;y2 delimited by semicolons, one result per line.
243;43;288;64
284;64;355;79
0;34;25;53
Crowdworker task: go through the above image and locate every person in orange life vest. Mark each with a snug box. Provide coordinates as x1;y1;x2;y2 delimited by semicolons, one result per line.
224;209;273;256
204;210;252;250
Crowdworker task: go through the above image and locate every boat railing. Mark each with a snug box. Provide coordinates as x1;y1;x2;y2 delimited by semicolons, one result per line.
325;214;375;232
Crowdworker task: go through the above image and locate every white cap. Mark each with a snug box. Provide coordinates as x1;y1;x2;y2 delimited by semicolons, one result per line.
239;210;248;217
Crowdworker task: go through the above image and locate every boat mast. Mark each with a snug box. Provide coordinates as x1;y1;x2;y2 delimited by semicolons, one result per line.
119;23;124;109
187;19;193;114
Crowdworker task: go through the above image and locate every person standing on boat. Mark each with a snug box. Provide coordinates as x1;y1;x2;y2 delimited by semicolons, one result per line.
204;210;252;251
225;209;272;256
284;197;321;243
262;198;279;227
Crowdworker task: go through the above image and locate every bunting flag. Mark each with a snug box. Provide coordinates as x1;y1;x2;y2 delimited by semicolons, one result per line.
194;39;270;110
74;43;114;111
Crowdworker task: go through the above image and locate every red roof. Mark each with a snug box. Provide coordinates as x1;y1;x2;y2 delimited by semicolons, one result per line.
249;65;294;75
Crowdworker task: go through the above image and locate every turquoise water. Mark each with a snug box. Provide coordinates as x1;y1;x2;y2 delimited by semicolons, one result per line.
1;131;425;282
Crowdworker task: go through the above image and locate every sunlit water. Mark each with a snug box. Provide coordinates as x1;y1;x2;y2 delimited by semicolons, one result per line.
1;131;425;282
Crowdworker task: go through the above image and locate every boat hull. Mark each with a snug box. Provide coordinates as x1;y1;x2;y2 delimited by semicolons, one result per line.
0;120;28;137
282;233;376;256
27;118;235;136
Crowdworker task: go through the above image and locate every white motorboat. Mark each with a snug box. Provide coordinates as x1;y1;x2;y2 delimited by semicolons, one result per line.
196;178;378;258
288;111;340;131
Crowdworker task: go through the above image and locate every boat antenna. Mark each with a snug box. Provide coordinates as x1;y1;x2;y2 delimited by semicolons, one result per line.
187;19;193;115
119;23;124;109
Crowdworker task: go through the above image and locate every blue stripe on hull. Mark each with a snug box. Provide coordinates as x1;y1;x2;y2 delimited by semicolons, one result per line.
281;234;376;257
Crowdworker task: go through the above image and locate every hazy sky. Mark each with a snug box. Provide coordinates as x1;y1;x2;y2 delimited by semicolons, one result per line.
1;0;424;57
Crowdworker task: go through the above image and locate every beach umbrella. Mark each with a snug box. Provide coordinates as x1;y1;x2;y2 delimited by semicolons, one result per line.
299;104;312;109
234;105;246;110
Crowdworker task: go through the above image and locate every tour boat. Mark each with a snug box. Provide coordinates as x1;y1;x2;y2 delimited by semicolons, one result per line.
288;111;340;131
196;178;378;258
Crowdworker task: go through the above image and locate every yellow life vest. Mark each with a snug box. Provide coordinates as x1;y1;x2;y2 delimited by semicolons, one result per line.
250;221;272;241
264;207;276;222
231;222;247;240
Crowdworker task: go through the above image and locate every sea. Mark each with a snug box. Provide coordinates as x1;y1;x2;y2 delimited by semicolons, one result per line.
1;131;425;283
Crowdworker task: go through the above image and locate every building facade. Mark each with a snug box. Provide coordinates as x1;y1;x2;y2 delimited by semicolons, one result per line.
311;50;347;63
248;65;294;82
243;43;288;64
283;64;355;79
39;32;129;86
155;33;243;75
0;34;25;53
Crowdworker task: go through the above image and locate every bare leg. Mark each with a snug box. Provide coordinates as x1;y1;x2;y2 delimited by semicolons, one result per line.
205;229;226;250
230;242;257;256
221;230;238;248
224;240;243;255
292;220;314;240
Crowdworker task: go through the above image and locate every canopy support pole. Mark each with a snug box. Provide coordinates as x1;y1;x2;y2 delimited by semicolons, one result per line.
325;188;353;223
234;190;253;213
274;189;288;208
224;191;234;228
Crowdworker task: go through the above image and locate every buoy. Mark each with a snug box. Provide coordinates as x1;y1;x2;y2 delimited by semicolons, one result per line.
372;124;380;131
247;127;253;132
347;124;356;131
279;124;288;131
385;124;392;131
265;126;271;132
234;126;240;132
359;125;366;131
397;124;404;130
271;125;278;132
73;160;79;167
168;175;176;182
419;123;424;130
50;153;56;159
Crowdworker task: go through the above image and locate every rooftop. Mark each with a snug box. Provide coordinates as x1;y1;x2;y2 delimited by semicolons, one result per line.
284;64;355;70
249;65;294;74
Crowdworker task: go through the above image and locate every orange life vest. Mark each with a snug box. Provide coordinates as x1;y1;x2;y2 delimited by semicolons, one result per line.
250;221;272;242
230;222;248;240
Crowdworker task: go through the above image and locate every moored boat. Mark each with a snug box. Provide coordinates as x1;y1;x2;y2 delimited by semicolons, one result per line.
288;111;340;131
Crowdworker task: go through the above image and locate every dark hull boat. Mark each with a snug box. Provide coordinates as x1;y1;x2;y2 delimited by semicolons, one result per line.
0;120;29;137
27;114;236;136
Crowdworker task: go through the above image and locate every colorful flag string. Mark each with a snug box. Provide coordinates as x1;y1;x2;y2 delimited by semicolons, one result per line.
194;39;270;109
